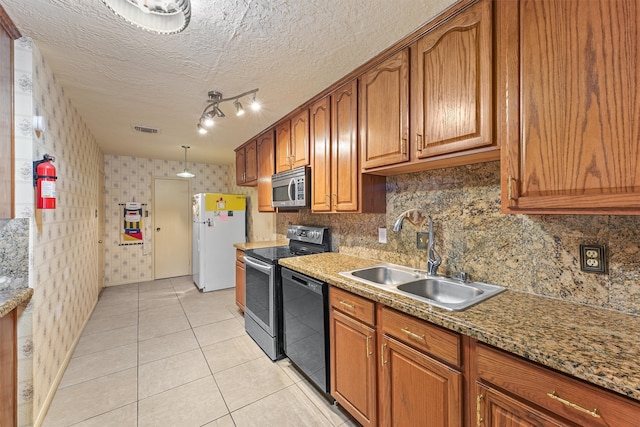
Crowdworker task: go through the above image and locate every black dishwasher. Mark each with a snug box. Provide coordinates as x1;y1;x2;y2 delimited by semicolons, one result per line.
281;267;331;397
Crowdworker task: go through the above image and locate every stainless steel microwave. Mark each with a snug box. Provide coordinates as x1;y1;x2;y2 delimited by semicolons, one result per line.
271;166;310;209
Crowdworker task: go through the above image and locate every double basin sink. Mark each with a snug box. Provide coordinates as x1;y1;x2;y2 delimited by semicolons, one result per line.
339;264;505;311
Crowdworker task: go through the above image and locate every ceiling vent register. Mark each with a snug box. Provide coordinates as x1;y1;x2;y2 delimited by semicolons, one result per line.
132;125;159;134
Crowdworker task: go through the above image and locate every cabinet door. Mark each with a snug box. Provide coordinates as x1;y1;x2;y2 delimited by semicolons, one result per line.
0;310;16;427
310;97;332;212
476;384;568;427
360;49;410;169
275;121;292;173
235;257;245;312
413;0;493;159
291;109;310;169
257;131;275;212
330;310;377;427
332;79;359;212
244;140;258;183
235;147;246;184
379;335;462;427
499;0;640;213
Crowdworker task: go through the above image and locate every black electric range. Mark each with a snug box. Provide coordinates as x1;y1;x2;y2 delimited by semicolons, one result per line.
243;225;330;361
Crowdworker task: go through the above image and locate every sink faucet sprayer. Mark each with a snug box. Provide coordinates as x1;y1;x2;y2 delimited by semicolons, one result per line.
392;209;442;276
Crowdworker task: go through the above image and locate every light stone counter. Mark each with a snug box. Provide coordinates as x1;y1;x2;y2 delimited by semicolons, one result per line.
233;240;288;251
0;288;33;318
278;252;640;402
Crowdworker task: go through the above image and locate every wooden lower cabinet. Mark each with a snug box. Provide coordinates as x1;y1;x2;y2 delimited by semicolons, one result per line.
330;287;377;427
474;343;640;427
476;383;567;427
379;335;462;426
234;249;245;312
0;309;17;427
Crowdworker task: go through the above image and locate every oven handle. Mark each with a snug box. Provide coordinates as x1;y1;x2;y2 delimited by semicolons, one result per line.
243;256;273;274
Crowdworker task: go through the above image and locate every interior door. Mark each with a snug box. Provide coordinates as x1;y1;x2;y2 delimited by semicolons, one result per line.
153;177;191;279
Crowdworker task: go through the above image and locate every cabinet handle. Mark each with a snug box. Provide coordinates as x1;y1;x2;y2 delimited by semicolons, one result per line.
547;391;601;418
339;300;355;310
476;394;484;426
401;327;425;342
416;134;423;151
401;138;407;154
332;194;337;206
365;336;372;356
325;194;330;207
381;343;388;366
507;175;517;200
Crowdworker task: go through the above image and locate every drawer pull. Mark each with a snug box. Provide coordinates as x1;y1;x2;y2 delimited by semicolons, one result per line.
381;343;388;366
401;327;425;342
547;391;601;418
476;394;484;426
339;300;355;310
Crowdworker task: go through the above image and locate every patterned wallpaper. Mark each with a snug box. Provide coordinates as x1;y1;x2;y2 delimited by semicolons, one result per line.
277;161;640;315
104;156;228;285
104;156;276;286
28;43;105;424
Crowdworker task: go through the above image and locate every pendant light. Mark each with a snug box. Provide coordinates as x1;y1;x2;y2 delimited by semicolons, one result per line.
177;145;195;178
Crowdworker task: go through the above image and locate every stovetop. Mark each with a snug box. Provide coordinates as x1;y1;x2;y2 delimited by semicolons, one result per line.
244;225;330;265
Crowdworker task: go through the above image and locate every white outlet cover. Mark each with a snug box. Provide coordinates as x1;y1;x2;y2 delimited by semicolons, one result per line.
378;227;387;244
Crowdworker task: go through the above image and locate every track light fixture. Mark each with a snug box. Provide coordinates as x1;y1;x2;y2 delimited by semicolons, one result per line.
176;145;195;178
197;88;260;134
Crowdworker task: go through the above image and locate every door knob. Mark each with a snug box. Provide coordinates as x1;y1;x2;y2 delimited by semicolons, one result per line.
156;227;161;231
98;240;103;243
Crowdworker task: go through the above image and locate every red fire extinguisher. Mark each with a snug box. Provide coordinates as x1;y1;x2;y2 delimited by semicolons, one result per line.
33;154;57;209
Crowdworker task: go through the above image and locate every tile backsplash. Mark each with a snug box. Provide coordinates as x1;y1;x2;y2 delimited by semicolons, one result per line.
277;161;640;315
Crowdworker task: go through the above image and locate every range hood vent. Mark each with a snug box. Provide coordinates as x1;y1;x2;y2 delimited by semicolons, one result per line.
132;125;159;134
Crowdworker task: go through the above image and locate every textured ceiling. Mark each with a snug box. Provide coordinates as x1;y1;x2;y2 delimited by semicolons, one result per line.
3;0;456;164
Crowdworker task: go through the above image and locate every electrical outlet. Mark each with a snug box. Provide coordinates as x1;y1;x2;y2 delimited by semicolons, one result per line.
378;227;387;244
417;232;429;249
580;244;607;273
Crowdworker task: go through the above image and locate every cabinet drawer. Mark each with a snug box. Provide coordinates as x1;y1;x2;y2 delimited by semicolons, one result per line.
330;287;375;327
476;343;640;427
235;249;244;262
380;306;460;367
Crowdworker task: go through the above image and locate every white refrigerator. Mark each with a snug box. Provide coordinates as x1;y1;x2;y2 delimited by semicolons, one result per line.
192;193;246;292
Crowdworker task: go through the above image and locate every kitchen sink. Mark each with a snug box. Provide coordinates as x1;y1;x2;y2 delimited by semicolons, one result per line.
340;264;505;311
350;265;420;285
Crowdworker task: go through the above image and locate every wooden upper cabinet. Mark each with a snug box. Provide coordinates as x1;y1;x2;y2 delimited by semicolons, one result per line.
256;130;275;212
498;0;640;214
291;109;310;169
310;80;386;213
276;110;310;173
235;139;257;186
413;0;493;159
360;49;410;170
331;80;360;212
275;120;292;173
310;96;332;212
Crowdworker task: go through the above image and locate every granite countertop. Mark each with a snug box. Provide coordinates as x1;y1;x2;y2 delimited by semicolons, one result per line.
278;252;640;402
0;288;33;318
234;240;289;251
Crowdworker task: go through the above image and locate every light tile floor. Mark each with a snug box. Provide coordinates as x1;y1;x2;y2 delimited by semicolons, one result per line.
43;276;359;427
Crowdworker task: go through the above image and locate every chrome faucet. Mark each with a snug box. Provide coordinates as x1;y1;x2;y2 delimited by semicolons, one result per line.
392;209;441;276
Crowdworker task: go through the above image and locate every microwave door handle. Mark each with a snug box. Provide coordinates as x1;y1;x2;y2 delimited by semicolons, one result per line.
288;178;296;201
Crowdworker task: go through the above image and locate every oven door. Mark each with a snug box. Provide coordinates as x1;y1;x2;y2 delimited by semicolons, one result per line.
243;255;275;335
